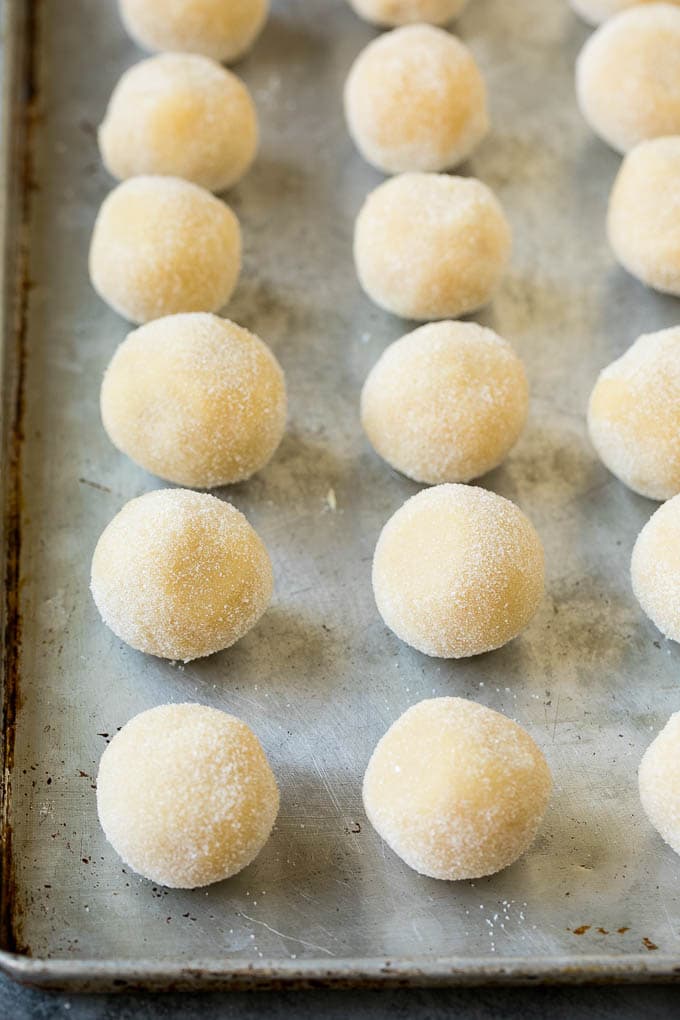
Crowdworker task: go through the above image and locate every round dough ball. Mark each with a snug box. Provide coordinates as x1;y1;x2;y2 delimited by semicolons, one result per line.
348;0;469;26
89;176;241;324
576;4;680;153
588;326;680;500
639;711;680;857
99;53;258;192
344;24;488;174
631;494;680;642
571;0;680;24
363;697;552;880
361;321;528;484
91;488;273;660
97;703;279;888
607;137;680;296
101;314;287;489
119;0;269;63
354;173;511;320
372;484;544;658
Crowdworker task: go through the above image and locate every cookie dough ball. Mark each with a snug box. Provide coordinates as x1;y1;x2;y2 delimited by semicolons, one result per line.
372;484;544;657
354;173;510;320
348;0;469;26
571;0;680;24
361;321;528;484
588;327;680;500
607;137;680;296
101;314;287;488
344;25;487;174
99;54;258;192
363;698;552;880
119;0;269;63
639;711;680;857
97;704;279;888
89;176;241;323
91;488;273;660
631;494;680;642
576;4;680;153
89;176;240;322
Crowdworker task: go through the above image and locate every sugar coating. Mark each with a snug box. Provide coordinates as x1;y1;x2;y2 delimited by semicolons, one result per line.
354;173;510;321
631;494;680;643
97;703;279;888
363;697;552;880
90;488;273;661
639;711;680;858
588;326;680;501
571;0;680;24
101;314;287;489
89;176;241;324
372;484;544;658
119;0;269;63
607;137;680;297
348;0;469;26
576;4;680;154
344;24;488;175
361;321;528;485
99;53;258;192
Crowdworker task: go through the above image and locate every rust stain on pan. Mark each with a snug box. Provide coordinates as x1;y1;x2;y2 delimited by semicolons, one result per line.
0;0;42;957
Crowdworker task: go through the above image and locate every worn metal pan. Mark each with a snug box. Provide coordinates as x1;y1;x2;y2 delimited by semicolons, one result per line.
1;0;680;990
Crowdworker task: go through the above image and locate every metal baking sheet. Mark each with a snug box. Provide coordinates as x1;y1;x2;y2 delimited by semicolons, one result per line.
2;0;680;991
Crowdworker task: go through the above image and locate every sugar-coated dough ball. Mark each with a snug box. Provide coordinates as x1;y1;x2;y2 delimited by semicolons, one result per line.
344;25;487;174
354;173;510;321
91;489;273;660
361;321;528;484
588;327;680;500
348;0;469;26
99;54;258;192
631;494;680;642
97;704;279;887
101;314;287;489
571;0;680;24
372;484;544;658
607;137;680;296
363;698;552;880
576;4;680;153
639;711;680;857
89;176;241;323
119;0;269;63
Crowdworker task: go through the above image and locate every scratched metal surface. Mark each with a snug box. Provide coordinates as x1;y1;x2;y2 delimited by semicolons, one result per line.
2;0;680;990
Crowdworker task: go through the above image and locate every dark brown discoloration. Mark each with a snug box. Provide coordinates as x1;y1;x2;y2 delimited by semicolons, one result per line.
0;0;43;957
